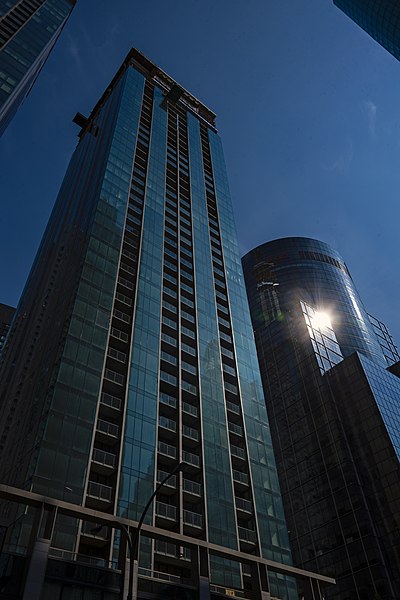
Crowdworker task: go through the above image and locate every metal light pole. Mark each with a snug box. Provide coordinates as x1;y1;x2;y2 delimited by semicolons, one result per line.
92;461;187;600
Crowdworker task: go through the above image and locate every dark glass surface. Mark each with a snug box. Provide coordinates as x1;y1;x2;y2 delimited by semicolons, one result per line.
0;0;74;135
334;0;400;61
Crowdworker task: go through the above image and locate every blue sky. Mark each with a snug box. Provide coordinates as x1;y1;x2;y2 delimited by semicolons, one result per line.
1;0;400;341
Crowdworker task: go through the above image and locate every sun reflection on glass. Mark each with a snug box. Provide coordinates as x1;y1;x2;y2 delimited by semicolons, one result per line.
311;311;332;330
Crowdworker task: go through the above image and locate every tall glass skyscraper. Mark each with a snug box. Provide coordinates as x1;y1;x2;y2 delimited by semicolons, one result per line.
0;0;76;135
243;237;400;600
333;0;400;61
0;51;331;600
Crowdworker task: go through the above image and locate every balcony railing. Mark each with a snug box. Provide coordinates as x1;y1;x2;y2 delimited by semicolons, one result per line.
158;441;176;459
87;481;113;503
183;424;199;441
100;392;122;411
182;401;198;417
183;450;200;467
97;419;119;438
233;470;249;485
238;527;257;544
81;521;109;539
231;445;245;460
226;400;240;415
155;501;177;521
159;415;176;433
235;497;252;513
92;448;116;469
183;509;203;528
228;422;243;436
156;470;176;488
155;540;190;561
183;479;201;496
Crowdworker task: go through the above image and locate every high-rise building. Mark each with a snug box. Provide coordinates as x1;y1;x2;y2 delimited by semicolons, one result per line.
333;0;400;61
0;302;14;353
0;0;76;135
242;237;400;600
368;312;400;366
0;52;332;600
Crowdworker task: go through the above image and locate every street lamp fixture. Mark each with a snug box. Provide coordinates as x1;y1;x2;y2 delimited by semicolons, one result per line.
91;461;188;600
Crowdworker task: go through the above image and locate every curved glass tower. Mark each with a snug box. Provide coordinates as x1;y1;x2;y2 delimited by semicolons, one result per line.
242;237;400;600
243;236;386;367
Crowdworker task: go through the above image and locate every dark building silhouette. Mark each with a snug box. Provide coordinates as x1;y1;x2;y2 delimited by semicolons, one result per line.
0;52;332;600
334;0;400;61
0;303;14;353
243;237;400;600
0;0;76;135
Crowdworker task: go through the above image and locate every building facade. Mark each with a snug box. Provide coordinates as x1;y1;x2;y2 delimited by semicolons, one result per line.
333;0;400;61
0;0;76;135
0;302;14;354
0;52;332;600
242;237;400;600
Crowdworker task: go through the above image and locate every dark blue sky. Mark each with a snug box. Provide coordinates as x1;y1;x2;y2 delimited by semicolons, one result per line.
1;0;400;340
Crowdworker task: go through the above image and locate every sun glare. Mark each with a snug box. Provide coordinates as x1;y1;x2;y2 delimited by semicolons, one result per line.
311;311;332;330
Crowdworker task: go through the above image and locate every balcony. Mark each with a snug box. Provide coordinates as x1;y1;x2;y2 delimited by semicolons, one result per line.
86;482;113;508
91;448;116;474
182;424;199;444
183;509;203;530
100;392;122;415
183;478;201;497
158;441;177;462
155;501;177;523
233;470;249;487
235;497;253;516
158;415;177;439
238;527;257;546
156;470;176;496
226;400;240;415
231;445;246;461
182;450;200;471
154;540;190;563
96;419;119;445
182;401;198;418
228;422;243;438
80;521;110;547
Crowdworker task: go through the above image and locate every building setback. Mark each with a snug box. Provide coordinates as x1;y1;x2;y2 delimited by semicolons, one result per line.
242;237;400;600
0;51;333;600
333;0;400;61
0;0;76;136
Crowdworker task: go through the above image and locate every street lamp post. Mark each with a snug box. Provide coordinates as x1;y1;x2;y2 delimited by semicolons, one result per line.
92;461;187;600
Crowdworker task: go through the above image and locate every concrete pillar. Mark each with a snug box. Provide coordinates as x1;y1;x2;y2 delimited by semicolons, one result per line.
250;562;271;600
22;538;52;600
190;546;211;600
22;504;57;600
